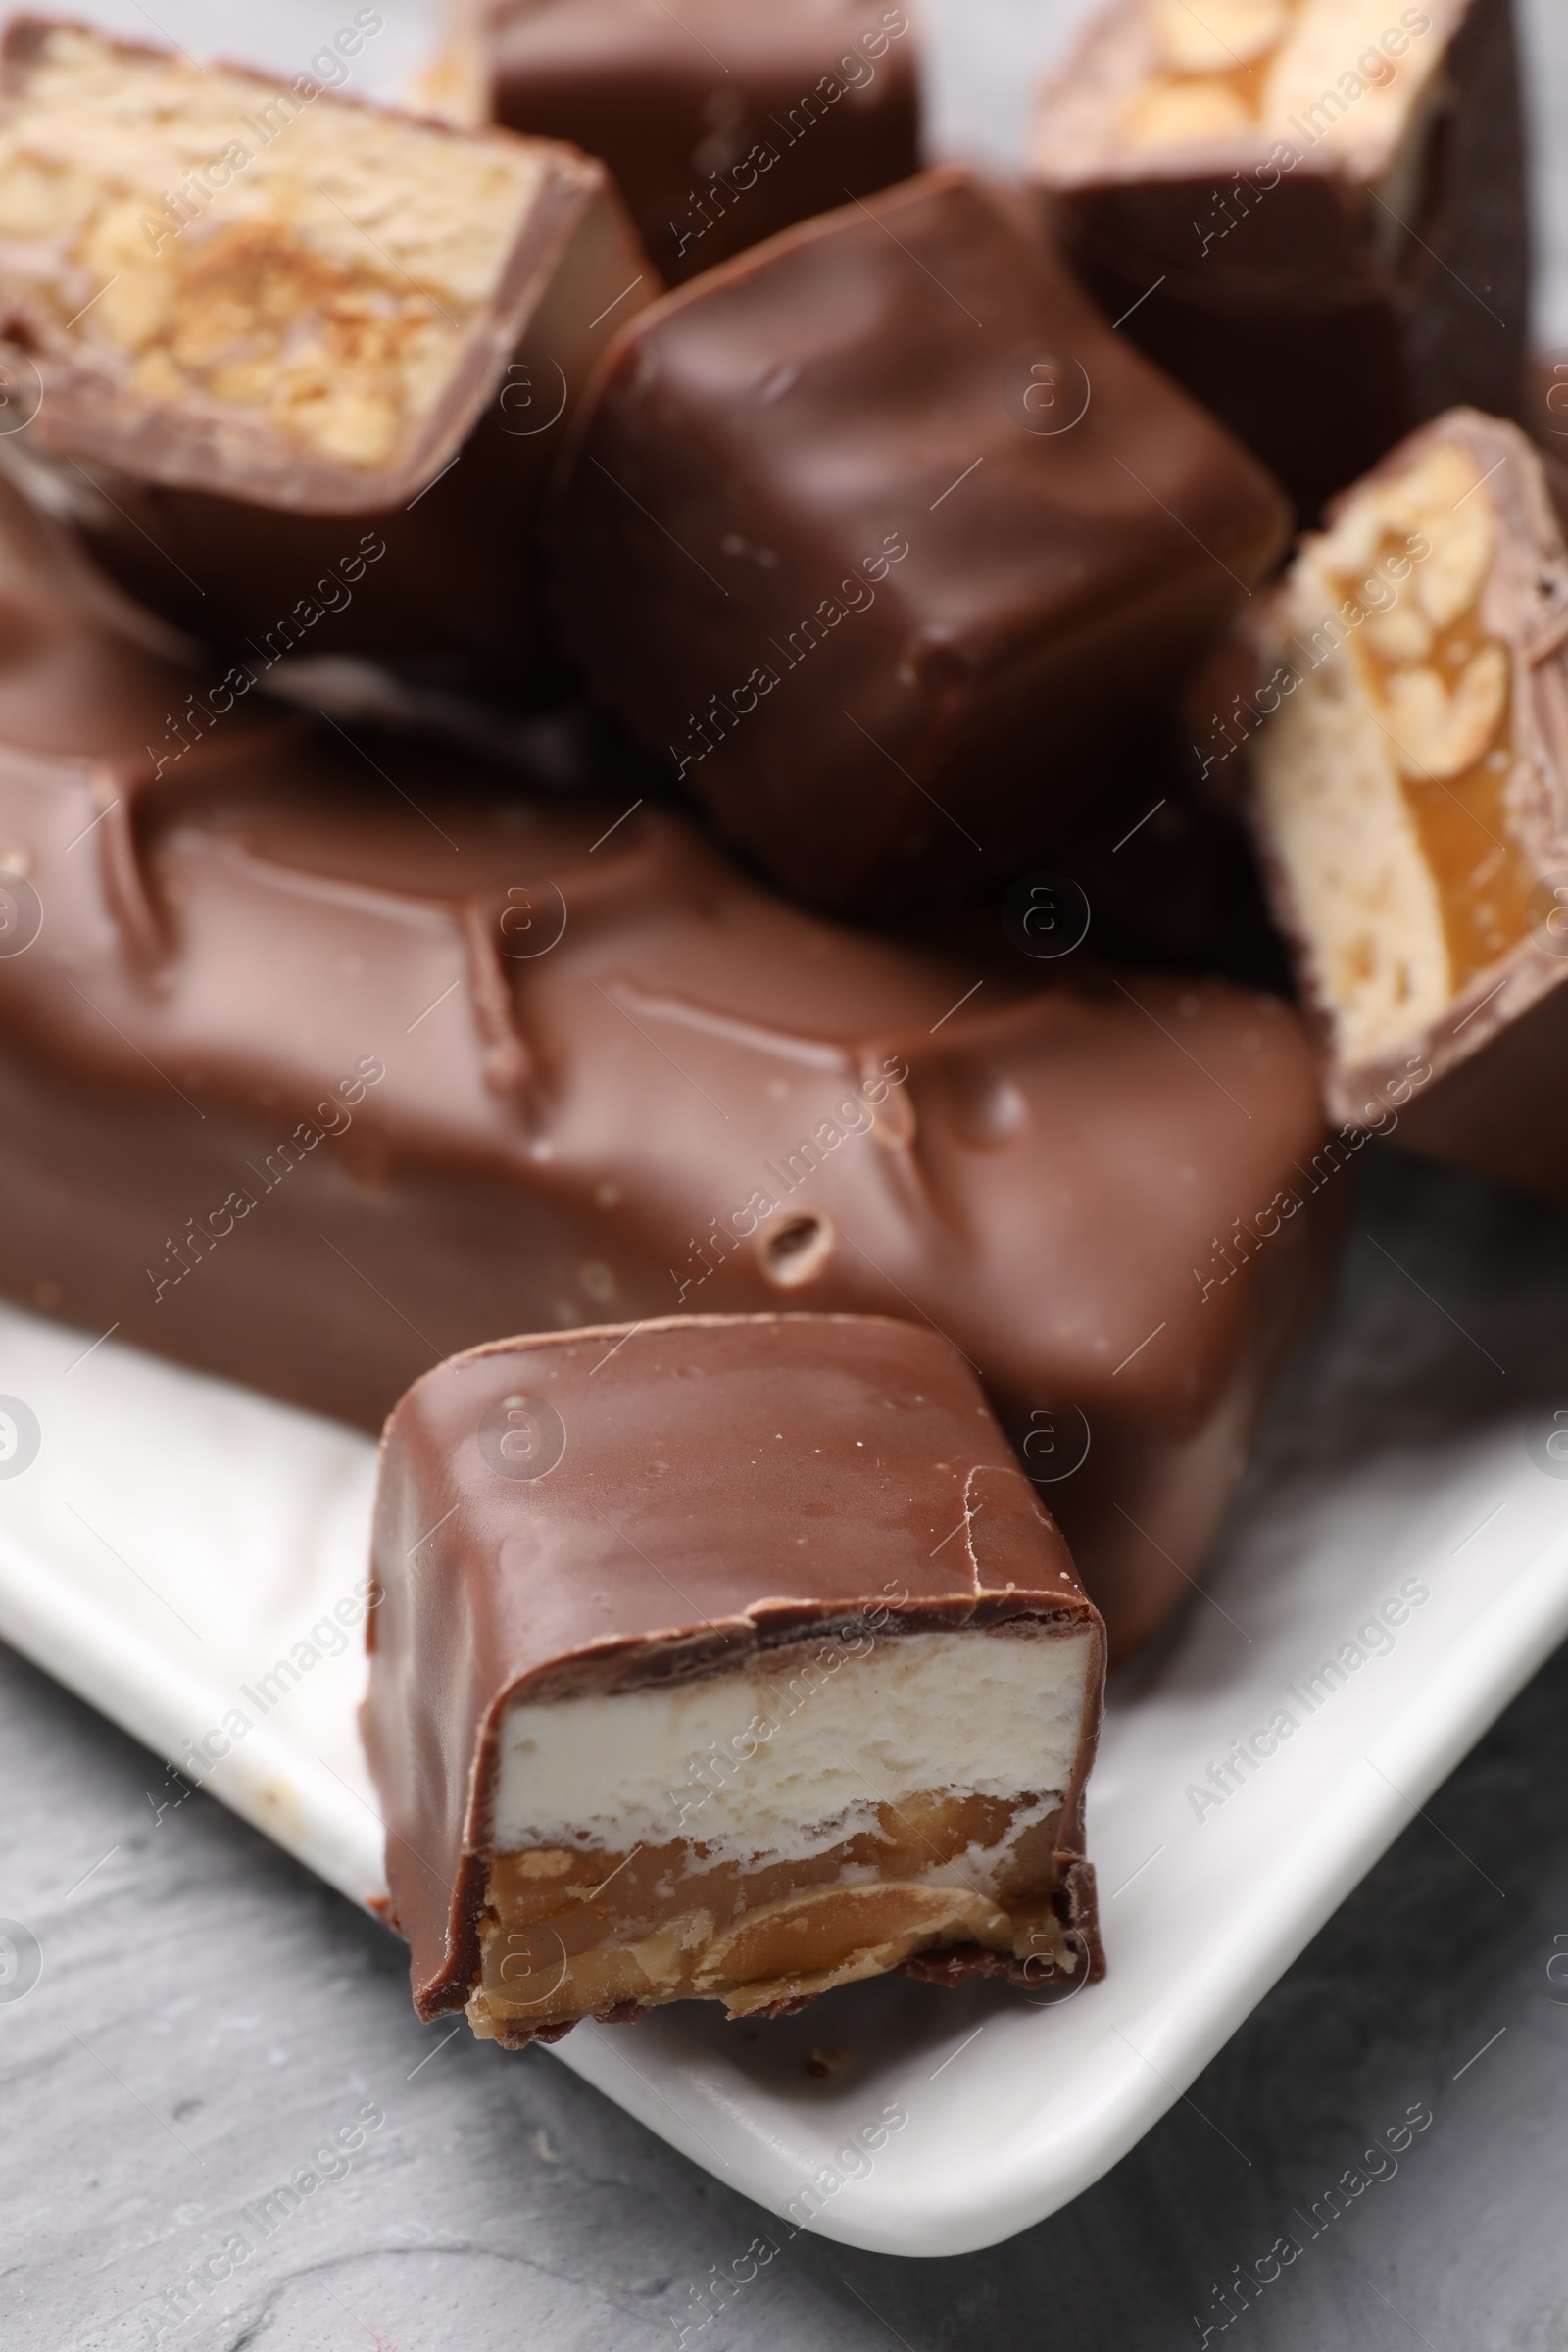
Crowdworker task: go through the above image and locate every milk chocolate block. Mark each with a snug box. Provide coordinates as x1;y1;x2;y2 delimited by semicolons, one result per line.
444;0;920;284
1249;408;1568;1201
0;19;655;685
364;1314;1105;2041
550;166;1292;911
0;635;1330;1653
1033;0;1529;522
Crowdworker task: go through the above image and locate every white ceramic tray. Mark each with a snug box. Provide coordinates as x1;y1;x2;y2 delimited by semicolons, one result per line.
3;1161;1565;2256
6;0;1568;2263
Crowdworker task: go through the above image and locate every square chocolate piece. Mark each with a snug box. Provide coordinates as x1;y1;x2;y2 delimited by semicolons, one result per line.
550;164;1291;911
363;1312;1106;2043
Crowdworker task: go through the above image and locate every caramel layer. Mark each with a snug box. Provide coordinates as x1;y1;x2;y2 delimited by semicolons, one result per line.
1328;496;1536;994
1258;433;1544;1071
468;1789;1075;2035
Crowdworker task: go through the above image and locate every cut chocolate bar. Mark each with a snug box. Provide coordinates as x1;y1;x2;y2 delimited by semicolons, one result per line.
549;165;1291;911
362;1313;1105;2041
0;506;1333;1656
438;0;920;284
1248;406;1568;1200
0;17;655;684
1033;0;1529;522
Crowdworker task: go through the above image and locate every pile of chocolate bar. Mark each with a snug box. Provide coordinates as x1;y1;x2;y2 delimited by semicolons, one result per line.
0;0;1557;2049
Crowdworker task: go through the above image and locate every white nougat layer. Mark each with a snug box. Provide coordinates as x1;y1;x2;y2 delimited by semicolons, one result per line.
490;1626;1095;1864
1263;0;1450;155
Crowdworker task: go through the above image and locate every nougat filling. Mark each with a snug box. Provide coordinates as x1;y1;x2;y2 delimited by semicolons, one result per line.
1255;438;1541;1070
0;24;548;466
1120;0;1442;157
466;1622;1097;2037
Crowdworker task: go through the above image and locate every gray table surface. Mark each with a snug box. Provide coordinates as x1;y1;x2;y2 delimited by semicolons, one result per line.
6;3;1568;2345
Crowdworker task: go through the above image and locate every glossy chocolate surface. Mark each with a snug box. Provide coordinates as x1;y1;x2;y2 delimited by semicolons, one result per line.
363;1312;1105;2027
550;166;1291;911
1034;0;1529;523
467;0;920;284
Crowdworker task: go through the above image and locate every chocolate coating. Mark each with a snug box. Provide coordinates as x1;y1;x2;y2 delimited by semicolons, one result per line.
1519;349;1568;539
0;474;225;755
549;166;1292;911
1034;0;1529;523
459;0;920;284
363;1312;1105;2028
1390;979;1568;1203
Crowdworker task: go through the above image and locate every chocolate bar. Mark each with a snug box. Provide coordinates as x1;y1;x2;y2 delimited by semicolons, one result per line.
0;18;655;686
1247;406;1568;1202
1032;0;1529;522
363;1312;1106;2040
0;532;1332;1655
548;165;1292;911
439;0;920;284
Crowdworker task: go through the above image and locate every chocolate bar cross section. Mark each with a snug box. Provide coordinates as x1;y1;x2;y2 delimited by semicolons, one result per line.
1032;0;1529;521
1249;405;1568;1203
0;16;655;680
363;1312;1106;2044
